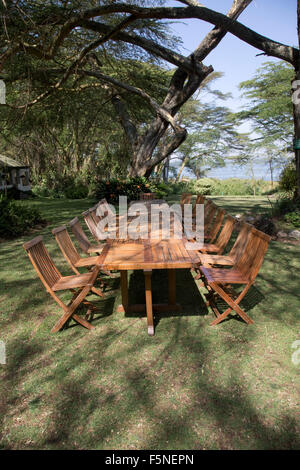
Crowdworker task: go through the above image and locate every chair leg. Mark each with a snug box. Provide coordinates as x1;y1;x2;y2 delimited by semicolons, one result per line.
91;286;105;297
51;285;93;333
209;282;254;326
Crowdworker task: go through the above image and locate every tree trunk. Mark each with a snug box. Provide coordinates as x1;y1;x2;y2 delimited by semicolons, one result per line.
123;1;252;178
268;158;274;189
176;156;189;182
292;0;300;199
292;71;300;199
250;164;256;197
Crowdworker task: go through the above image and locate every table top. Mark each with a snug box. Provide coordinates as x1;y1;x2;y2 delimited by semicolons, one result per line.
96;199;201;270
97;238;201;270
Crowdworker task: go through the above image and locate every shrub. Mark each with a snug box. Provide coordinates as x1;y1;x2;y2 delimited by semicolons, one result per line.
95;177;156;203
188;178;214;195
279;162;297;195
284;210;300;228
253;215;277;236
0;196;45;238
64;183;89;199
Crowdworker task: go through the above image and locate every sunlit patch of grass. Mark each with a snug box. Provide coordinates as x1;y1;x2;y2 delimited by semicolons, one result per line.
0;196;299;450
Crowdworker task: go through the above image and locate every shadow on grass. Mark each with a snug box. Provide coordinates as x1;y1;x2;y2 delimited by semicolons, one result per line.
125;268;209;329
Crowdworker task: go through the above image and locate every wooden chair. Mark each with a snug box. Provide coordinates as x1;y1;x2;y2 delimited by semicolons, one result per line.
69;217;103;255
180;193;193;216
200;226;271;325
192;194;205;218
194;214;236;255
197;221;250;266
23;236;104;332
52;226;106;283
205;207;225;243
82;209;99;242
203;202;217;237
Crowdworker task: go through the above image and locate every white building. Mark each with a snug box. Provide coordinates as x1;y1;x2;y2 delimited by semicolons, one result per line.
0;155;31;198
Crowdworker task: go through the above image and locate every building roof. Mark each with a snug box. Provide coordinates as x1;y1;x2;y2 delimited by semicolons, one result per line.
0;155;29;168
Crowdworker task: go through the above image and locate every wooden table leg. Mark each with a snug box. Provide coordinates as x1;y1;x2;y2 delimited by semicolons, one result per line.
117;270;129;313
168;269;176;306
144;269;154;336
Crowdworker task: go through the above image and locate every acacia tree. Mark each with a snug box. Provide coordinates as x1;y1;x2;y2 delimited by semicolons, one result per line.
0;0;253;178
1;0;299;194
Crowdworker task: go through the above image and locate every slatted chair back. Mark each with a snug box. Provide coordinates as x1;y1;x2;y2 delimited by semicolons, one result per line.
227;222;251;263
213;214;236;253
82;209;99;241
204;202;217;228
52;226;81;273
192;194;205;218
180;193;192;209
89;204;101;225
206;208;226;243
235;226;271;283
23;236;62;291
95;199;114;221
69;217;91;254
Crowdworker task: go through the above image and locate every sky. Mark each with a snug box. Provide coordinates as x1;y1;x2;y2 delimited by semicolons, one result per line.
165;0;298;180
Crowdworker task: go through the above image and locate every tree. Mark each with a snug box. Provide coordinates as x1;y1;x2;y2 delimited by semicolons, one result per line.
232;61;295;188
1;0;299;193
238;61;294;149
0;0;253;179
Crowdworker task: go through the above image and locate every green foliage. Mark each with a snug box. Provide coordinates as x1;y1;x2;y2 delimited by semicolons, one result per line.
284;210;300;228
94;177;155;203
279;162;298;195
270;194;300;228
187;178;215;195
238;61;294;145
32;173;90;199
64;183;89;200
0;195;44;238
186;178;270;196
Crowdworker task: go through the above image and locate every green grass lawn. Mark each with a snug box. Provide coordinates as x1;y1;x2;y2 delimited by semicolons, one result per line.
0;196;299;450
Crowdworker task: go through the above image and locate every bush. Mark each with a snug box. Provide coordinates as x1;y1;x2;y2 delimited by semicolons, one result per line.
253;215;277;236
185;178;271;196
284;210;300;228
279;162;297;195
0;196;45;238
64;183;89;199
94;177;156;203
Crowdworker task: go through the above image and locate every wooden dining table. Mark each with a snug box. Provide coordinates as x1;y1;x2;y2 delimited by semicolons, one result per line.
96;200;201;335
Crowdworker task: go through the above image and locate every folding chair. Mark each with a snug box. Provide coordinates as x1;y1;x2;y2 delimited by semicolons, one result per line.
82;209;100;241
192;194;205;218
197;221;250;266
69;217;103;255
180;193;193;216
52;225;106;279
192;214;236;255
200;226;271;325
205;207;225;243
203;201;217;233
23;236;104;332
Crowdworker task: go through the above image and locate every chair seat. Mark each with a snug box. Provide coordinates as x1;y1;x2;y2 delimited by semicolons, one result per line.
87;246;103;254
75;255;100;267
52;272;94;291
200;243;221;253
198;254;235;266
200;266;249;284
